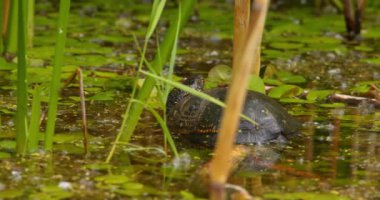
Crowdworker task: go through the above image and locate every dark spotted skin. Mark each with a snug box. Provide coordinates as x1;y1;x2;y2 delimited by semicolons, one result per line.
166;76;300;145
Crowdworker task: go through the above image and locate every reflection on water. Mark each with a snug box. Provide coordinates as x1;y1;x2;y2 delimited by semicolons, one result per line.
213;106;380;199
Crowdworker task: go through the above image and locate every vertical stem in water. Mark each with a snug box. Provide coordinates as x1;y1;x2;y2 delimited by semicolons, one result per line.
15;0;28;155
27;0;34;48
4;0;18;54
45;0;71;151
77;68;89;155
209;0;269;198
28;86;42;153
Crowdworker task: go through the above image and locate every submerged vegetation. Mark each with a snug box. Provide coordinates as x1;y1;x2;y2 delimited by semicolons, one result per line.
0;0;379;199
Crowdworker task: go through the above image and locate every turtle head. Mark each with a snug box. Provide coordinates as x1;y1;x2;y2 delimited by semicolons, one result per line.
166;75;204;113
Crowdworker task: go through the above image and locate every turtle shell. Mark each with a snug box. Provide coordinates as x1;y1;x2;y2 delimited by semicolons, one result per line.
166;87;300;145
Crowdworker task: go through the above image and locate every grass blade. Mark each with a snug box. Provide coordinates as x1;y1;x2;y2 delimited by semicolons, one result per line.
146;0;167;39
130;99;178;157
4;0;18;53
15;0;28;154
28;86;42;153
118;0;196;143
44;0;71;151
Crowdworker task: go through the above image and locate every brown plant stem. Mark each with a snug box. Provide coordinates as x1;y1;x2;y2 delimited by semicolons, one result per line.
2;0;10;37
209;0;269;199
354;0;366;36
343;0;355;38
233;0;250;72
77;68;89;155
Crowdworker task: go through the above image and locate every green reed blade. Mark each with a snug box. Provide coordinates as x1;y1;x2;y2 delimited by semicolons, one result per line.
44;0;71;151
130;99;178;157
4;0;18;53
28;86;41;153
163;1;182;103
119;0;196;142
146;0;167;40
27;0;34;48
15;0;28;154
106;0;169;162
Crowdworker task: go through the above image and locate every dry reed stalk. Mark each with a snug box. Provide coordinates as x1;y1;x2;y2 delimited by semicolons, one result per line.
77;69;89;155
233;0;250;72
209;0;269;199
2;0;10;37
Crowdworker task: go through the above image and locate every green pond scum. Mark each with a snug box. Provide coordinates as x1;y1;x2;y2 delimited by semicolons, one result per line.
0;0;379;199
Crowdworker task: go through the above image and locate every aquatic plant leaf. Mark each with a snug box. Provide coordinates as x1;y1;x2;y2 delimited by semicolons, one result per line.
268;85;303;99
351;84;370;94
180;190;206;200
269;42;304;50
262;49;289;59
351;80;380;93
53;132;86;143
0;151;11;159
95;175;130;184
280;98;314;104
319;103;346;108
248;74;265;94
207;64;232;85
276;71;306;84
263;78;283;86
122;182;144;190
0;58;15;70
29;193;53;200
115;188;143;197
0;108;14;114
0;140;16;150
40;185;73;199
88;91;115;101
264;192;350;200
85;163;112;170
361;58;380;65
306;90;334;101
54;144;84;154
0;189;23;198
354;45;374;52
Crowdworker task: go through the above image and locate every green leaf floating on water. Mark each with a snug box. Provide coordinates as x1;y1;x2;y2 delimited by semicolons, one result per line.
0;58;16;70
264;192;350;200
268;85;303;99
306;90;334;101
0;151;11;159
39;185;73;199
0;140;17;150
351;80;380;94
95;175;130;184
319;102;346;108
88;91;116;101
354;45;374;52
280;98;314;104
275;71;306;84
248;74;265;94
207;64;232;85
263;78;283;86
53;132;84;143
115;182;145;197
269;42;304;50
0;189;24;199
361;58;380;65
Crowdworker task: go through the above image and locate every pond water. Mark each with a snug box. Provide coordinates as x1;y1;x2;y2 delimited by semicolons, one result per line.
0;1;379;199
